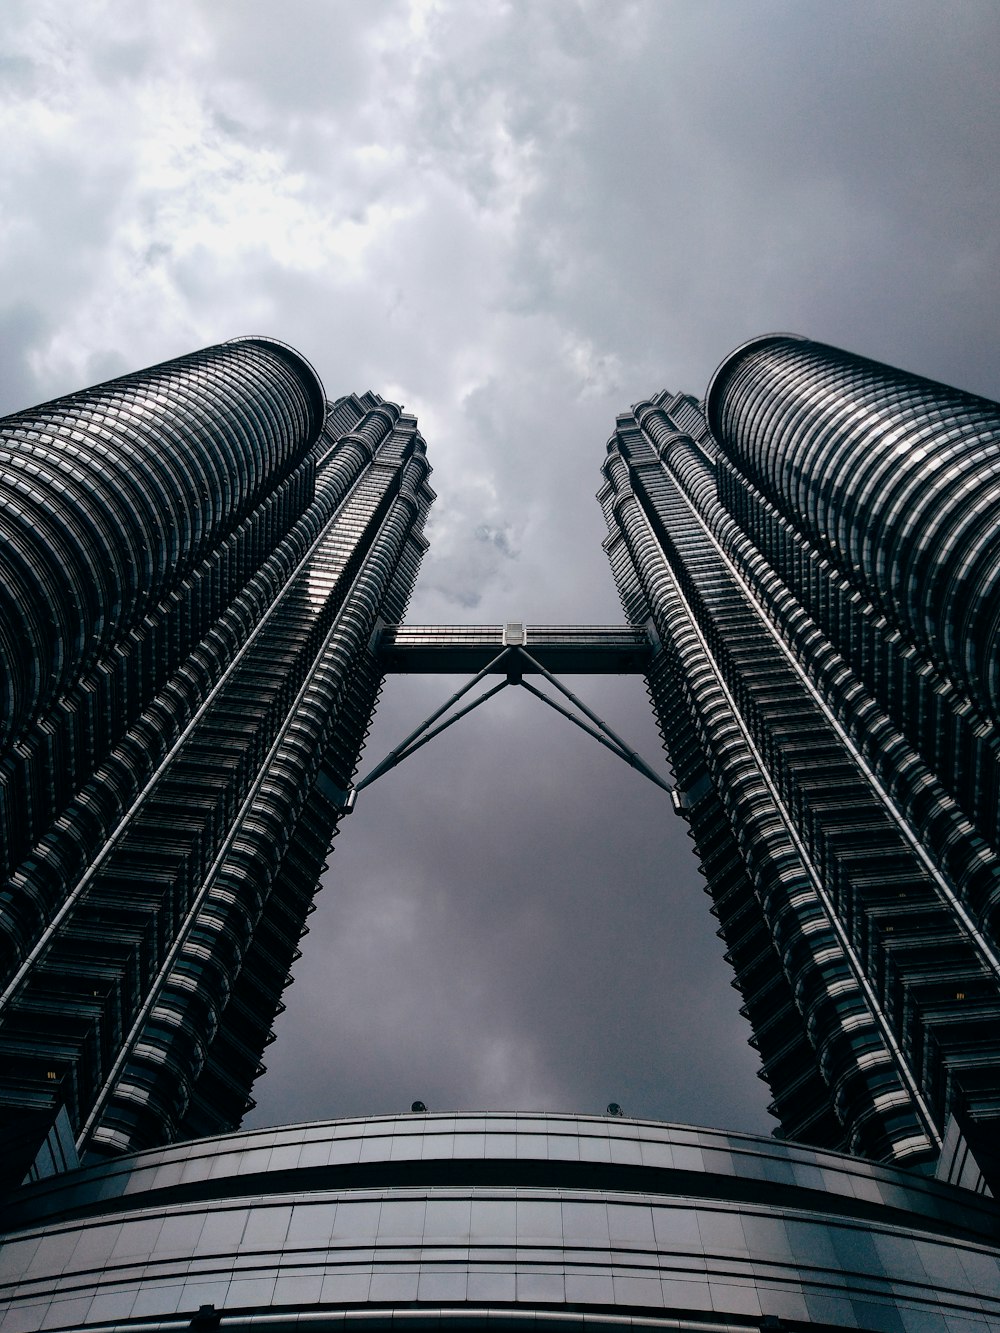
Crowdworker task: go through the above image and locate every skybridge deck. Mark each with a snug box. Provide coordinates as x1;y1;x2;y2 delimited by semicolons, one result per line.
377;623;653;674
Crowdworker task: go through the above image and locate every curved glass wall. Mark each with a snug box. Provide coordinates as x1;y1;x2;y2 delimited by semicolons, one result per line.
1;1113;998;1332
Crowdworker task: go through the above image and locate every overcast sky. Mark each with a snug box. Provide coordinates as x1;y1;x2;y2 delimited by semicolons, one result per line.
3;1;999;1137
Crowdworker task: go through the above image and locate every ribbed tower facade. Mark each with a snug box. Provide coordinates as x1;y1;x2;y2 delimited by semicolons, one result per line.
0;339;433;1171
600;336;1000;1185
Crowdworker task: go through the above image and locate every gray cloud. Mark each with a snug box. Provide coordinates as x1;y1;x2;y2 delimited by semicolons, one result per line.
475;524;518;559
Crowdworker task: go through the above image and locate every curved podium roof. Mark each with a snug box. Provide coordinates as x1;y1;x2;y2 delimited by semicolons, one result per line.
2;1112;999;1332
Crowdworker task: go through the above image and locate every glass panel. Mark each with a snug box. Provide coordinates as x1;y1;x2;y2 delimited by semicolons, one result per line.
332;1201;381;1241
85;1290;138;1324
562;1201;610;1244
149;1214;203;1262
696;1210;747;1256
466;1271;516;1302
130;1279;186;1317
326;1138;362;1166
320;1272;372;1304
516;1271;565;1302
516;1200;563;1241
368;1271;419;1301
40;1296;93;1329
804;1291;859;1327
607;1203;655;1246
241;1206;292;1251
709;1281;762;1317
25;1233;78;1277
272;1274;323;1305
577;1137;611;1164
613;1275;664;1308
470;1199;516;1242
297;1142;332;1169
67;1224;123;1269
416;1271;468;1301
485;1134;517;1158
831;1225;880;1274
849;1298;906;1332
358;1135;391;1162
235;1149;272;1175
287;1203;337;1249
198;1210;248;1254
608;1137;642;1165
110;1217;165;1260
652;1207;701;1252
514;1135;547;1159
565;1273;614;1304
452;1134;485;1158
423;1197;471;1241
784;1219;838;1269
224;1277;277;1310
207;1153;244;1180
738;1213;790;1260
639;1141;673;1169
178;1279;231;1311
267;1146;302;1172
377;1200;425;1241
388;1135;422;1161
958;1247;1000;1290
660;1278;713;1313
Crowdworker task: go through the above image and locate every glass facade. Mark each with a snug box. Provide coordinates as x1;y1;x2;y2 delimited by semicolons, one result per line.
1;1113;999;1332
600;342;1000;1186
0;344;434;1174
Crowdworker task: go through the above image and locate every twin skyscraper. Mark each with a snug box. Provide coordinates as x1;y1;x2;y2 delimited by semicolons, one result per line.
1;332;999;1331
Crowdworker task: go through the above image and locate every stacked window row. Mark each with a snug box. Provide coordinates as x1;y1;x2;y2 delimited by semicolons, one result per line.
0;463;314;895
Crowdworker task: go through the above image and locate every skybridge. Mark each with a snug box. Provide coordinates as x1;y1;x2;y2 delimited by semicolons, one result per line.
319;620;677;814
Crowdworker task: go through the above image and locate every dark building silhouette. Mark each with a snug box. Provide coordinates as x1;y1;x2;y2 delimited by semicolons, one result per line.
2;334;1000;1333
601;334;1000;1187
0;338;433;1172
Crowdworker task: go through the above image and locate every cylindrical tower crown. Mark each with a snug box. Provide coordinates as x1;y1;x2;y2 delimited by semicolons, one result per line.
0;339;326;748
706;335;1000;718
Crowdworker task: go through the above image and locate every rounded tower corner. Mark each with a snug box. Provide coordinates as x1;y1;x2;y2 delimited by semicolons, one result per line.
704;332;808;436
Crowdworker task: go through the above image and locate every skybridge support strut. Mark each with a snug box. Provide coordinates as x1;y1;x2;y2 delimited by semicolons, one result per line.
325;624;674;812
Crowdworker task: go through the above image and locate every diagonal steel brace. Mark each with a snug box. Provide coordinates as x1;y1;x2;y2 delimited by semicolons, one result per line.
336;648;515;805
516;679;672;794
510;646;672;794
